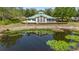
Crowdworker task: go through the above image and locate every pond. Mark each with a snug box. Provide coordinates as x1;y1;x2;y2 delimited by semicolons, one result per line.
0;30;78;51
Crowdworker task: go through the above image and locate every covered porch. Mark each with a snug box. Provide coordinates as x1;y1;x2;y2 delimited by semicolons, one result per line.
27;12;56;23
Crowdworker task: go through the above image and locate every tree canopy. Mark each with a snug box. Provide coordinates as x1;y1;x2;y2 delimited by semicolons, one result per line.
0;7;78;24
53;7;77;21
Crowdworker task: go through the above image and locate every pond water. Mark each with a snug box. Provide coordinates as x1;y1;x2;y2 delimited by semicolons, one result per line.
0;31;78;51
0;32;53;51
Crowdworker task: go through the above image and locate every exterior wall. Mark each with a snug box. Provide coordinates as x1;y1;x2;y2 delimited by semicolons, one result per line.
71;17;79;21
35;17;48;23
47;19;55;22
27;16;56;23
27;19;36;23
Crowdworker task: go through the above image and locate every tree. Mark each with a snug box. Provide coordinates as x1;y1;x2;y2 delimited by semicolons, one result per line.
53;7;77;22
75;9;79;21
0;7;21;20
44;8;53;16
0;7;26;25
0;7;11;20
24;8;37;17
29;8;37;16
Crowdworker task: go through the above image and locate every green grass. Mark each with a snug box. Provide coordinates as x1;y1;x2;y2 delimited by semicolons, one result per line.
0;19;21;25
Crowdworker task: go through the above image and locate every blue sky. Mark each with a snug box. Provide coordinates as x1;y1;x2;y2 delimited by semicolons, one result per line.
24;7;53;10
32;7;51;10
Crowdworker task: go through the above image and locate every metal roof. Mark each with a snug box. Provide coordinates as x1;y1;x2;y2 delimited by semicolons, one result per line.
28;12;55;19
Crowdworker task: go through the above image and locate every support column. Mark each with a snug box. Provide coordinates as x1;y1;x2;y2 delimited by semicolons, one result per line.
42;17;44;23
36;18;38;23
45;18;47;23
39;17;41;23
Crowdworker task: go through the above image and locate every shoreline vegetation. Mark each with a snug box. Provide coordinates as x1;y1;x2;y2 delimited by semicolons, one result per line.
3;29;54;35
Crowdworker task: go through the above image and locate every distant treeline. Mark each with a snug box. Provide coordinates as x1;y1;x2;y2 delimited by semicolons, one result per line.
0;7;78;24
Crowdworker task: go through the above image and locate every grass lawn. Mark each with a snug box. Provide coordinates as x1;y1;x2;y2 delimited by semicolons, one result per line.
0;19;21;25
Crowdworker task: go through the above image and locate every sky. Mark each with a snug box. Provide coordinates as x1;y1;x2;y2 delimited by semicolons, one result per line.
23;7;79;11
24;7;53;10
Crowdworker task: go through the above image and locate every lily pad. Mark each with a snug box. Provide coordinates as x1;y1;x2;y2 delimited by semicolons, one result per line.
65;35;79;41
47;40;69;51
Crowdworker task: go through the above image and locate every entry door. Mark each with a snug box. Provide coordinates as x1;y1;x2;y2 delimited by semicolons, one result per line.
39;16;44;23
37;17;42;23
36;17;45;23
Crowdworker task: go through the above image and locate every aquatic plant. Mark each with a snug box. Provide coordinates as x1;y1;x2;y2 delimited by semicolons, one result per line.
65;35;79;42
47;40;69;51
47;39;78;51
3;29;54;36
72;31;79;35
69;42;77;49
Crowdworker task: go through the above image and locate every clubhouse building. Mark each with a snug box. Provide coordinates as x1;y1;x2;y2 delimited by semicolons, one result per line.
27;12;56;23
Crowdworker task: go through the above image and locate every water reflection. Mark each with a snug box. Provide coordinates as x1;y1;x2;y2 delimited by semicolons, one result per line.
22;32;52;36
53;31;71;41
0;34;22;48
0;32;53;51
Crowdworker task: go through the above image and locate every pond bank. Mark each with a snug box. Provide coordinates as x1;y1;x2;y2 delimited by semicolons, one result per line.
0;23;79;33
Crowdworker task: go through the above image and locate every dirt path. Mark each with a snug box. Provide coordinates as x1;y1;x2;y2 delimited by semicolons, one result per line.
0;23;79;32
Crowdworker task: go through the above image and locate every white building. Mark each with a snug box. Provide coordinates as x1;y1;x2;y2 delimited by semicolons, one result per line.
71;17;79;21
27;12;56;23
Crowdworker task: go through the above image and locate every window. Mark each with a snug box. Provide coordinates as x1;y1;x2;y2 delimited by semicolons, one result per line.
32;19;36;21
47;19;51;21
47;19;54;22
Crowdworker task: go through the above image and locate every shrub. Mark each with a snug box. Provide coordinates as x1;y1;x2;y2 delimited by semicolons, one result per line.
10;19;21;23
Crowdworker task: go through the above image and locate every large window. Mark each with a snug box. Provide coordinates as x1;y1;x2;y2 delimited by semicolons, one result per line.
47;19;53;21
36;16;47;23
32;19;36;21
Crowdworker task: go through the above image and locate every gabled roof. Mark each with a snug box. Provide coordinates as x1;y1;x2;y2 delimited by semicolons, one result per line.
28;12;55;19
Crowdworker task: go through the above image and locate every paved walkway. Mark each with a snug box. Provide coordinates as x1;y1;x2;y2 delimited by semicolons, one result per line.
0;23;79;32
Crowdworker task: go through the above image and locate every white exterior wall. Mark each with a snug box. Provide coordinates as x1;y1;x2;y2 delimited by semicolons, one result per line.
27;19;36;23
27;16;56;23
42;17;44;23
45;18;47;23
35;17;48;23
36;17;38;23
